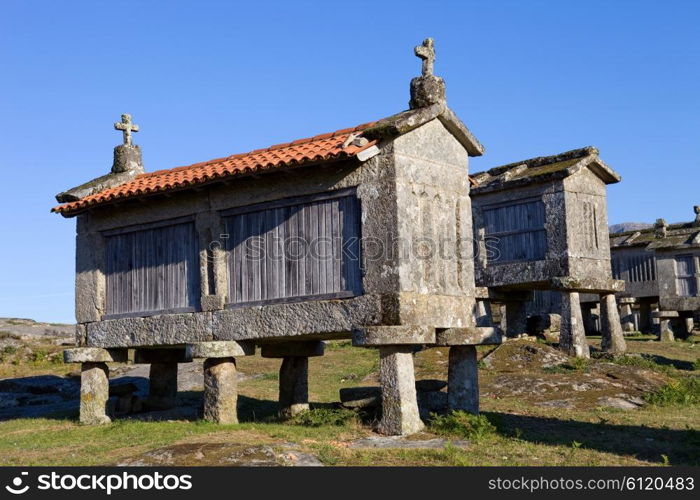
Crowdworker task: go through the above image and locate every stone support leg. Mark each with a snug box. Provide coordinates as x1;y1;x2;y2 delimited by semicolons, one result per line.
600;293;627;353
504;301;527;338
278;356;309;418
147;362;178;410
377;346;424;436
447;346;478;414
620;302;635;332
559;291;590;358
659;319;675;342
203;357;238;424
683;316;694;338
80;362;111;425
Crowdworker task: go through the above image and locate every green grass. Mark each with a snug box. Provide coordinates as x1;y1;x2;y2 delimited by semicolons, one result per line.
429;411;498;441
2;345;18;355
0;334;698;466
607;354;674;374
288;408;358;427
645;378;700;407
542;357;589;374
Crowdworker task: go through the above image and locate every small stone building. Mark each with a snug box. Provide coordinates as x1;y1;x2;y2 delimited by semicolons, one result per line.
609;207;700;340
470;147;626;356
53;39;499;434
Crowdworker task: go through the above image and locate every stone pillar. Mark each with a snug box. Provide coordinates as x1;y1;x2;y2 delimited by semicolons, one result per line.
187;341;255;424
559;291;590;358
619;300;635;332
475;300;494;327
683;316;694;338
447;346;478;414
504;301;527;338
147;363;178;410
203;357;238;424
80;362;111;425
378;346;424;436
600;293;627;354
260;341;323;419
638;300;653;333
659;318;675;342
655;311;679;342
279;357;309;418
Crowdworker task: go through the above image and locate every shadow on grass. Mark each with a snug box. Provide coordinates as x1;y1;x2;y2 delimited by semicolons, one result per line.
641;354;696;371
485;411;700;466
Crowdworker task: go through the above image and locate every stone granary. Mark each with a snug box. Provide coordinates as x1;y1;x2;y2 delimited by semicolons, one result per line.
607;206;700;341
469;147;627;357
52;39;500;435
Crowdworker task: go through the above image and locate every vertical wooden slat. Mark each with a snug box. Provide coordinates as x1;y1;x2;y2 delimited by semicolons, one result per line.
304;204;314;295
331;198;342;293
308;202;319;295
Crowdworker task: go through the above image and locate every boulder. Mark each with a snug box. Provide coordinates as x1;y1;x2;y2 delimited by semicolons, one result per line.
339;387;381;409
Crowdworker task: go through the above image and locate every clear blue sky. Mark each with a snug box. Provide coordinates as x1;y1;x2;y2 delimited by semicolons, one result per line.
1;0;698;323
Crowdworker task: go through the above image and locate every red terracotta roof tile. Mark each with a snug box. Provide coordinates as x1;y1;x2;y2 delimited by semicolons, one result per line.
52;121;378;215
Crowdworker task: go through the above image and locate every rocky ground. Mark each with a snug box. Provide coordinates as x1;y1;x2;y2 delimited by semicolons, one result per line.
0;317;73;343
0;317;698;466
480;340;670;410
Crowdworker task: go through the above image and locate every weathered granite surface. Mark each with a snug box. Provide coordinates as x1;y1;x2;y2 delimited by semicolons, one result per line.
203;357;238;424
377;346;424;436
447;345;479;413
80;362;110;424
278;357;309;418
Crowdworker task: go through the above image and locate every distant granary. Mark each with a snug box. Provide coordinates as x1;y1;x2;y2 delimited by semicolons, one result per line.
470;147;626;357
53;39;499;434
523;207;700;343
608;207;700;341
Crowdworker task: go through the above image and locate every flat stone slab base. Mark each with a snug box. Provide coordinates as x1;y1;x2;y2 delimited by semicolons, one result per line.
352;326;435;346
64;348;128;363
187;341;255;360
348;435;469;450
116;442;323;466
435;327;501;346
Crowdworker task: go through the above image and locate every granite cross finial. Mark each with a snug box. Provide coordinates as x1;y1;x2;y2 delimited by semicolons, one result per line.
414;38;435;77
114;113;139;147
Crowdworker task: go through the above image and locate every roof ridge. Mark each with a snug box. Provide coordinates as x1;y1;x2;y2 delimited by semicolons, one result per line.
481;146;598;178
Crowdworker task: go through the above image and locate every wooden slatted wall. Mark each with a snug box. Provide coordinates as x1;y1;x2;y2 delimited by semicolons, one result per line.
483;199;547;263
612;252;657;283
675;255;697;297
224;192;362;306
104;221;200;317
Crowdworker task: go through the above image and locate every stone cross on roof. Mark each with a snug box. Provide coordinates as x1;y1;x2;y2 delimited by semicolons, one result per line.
414;38;435;77
114;113;139;147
